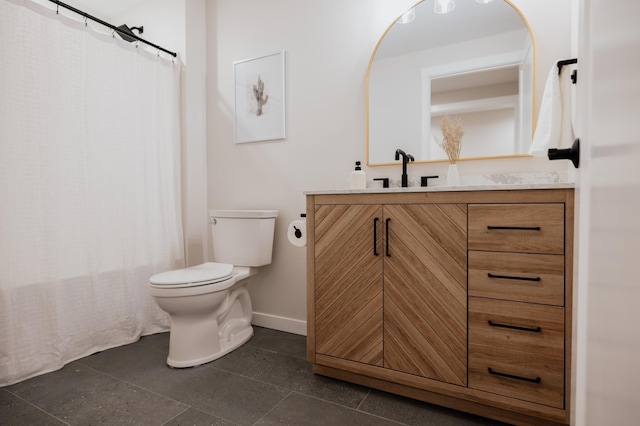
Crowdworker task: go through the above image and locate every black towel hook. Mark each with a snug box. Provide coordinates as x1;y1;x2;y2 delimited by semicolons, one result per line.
557;58;577;75
558;58;578;84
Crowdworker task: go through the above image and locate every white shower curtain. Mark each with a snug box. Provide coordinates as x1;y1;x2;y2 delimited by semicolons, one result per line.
0;0;185;386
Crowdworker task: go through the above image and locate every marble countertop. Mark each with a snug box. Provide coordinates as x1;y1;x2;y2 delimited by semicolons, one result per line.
304;182;575;195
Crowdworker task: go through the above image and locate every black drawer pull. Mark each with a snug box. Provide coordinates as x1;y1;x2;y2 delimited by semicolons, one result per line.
373;218;379;256
488;368;541;384
488;320;541;333
487;225;541;231
488;273;541;282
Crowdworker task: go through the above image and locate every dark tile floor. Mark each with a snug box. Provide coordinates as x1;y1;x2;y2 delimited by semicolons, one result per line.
1;327;511;425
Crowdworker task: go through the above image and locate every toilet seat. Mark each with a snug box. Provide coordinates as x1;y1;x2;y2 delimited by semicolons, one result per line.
149;262;234;289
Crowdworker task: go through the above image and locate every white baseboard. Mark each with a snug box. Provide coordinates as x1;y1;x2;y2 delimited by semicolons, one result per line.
252;312;307;336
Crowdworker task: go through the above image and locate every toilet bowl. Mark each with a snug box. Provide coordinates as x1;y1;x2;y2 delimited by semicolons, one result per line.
148;209;277;368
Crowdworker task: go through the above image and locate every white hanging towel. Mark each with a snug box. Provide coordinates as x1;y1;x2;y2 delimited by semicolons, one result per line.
529;60;575;156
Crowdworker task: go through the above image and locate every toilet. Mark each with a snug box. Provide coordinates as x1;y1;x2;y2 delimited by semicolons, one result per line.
148;209;278;368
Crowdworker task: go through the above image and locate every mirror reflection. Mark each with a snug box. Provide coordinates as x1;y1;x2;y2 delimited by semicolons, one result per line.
367;0;533;165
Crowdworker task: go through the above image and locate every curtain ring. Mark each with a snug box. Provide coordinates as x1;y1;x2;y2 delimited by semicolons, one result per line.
84;16;88;27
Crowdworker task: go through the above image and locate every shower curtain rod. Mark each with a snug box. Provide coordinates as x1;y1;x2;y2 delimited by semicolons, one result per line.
48;0;177;58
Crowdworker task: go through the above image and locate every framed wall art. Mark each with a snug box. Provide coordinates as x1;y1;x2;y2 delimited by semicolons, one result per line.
234;50;286;143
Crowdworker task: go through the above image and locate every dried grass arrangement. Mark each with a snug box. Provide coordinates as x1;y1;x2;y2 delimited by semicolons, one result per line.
434;115;464;164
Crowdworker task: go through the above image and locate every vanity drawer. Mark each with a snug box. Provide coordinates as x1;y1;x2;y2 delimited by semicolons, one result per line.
468;251;565;306
468;297;565;408
468;204;565;254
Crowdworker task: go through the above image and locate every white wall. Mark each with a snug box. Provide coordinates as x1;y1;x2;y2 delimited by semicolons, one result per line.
182;1;208;266
206;0;574;334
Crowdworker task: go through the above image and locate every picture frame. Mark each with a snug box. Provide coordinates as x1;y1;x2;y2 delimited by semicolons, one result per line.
234;50;286;143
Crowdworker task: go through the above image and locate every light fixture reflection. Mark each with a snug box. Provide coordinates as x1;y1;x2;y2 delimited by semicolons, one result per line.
397;7;416;24
476;0;496;3
434;0;455;14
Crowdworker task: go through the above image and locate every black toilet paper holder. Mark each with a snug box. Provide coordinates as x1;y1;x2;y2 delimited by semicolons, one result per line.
293;213;306;239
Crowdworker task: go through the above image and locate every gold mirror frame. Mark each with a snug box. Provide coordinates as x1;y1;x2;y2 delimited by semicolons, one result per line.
366;0;536;166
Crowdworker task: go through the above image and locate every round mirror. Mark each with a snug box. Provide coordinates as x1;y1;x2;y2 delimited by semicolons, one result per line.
367;0;533;165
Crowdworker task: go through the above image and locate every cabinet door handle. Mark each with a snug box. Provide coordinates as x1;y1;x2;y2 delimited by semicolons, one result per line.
373;218;379;256
487;225;541;231
488;368;541;384
488;273;541;282
488;320;541;333
385;218;391;257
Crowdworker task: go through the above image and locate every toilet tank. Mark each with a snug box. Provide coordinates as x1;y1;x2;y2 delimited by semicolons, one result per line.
209;209;278;267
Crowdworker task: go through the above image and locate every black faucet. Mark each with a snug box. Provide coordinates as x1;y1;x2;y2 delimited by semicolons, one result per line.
395;149;414;187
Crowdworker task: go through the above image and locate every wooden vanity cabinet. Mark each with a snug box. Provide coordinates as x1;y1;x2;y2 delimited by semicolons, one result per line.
307;189;574;426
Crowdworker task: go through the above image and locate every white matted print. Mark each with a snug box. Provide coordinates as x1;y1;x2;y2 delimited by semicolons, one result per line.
234;51;286;143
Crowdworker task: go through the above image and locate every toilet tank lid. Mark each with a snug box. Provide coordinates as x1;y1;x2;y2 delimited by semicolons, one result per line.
209;209;278;219
149;262;233;285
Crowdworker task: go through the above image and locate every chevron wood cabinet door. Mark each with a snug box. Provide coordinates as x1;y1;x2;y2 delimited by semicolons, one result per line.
383;204;467;385
314;203;384;365
306;189;574;426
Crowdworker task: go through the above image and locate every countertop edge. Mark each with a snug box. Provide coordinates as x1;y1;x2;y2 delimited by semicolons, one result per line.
304;183;575;195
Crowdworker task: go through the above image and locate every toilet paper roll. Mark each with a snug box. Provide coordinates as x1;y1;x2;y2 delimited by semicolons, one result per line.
287;219;306;247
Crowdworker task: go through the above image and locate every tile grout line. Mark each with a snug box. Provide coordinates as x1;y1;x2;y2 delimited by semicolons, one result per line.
210;345;406;423
158;405;192;426
355;389;371;411
290;391;408;426
2;388;73;426
250;390;294;426
354;390;410;425
72;361;194;419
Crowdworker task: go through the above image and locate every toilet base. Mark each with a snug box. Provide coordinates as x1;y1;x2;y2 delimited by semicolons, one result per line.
161;275;256;368
167;325;253;368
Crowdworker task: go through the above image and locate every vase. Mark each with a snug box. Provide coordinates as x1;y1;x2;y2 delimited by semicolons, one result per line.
447;163;460;186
